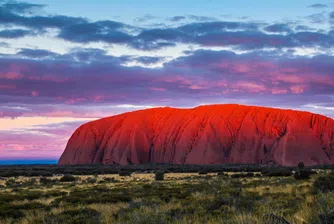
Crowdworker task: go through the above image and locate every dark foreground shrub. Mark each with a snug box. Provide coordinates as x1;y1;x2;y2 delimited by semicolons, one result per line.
0;208;24;219
44;208;103;224
319;210;334;224
60;174;76;182
86;177;97;184
53;189;132;205
198;171;208;175
24;191;43;200
40;177;57;185
313;173;334;193
261;167;292;177
26;171;53;177
294;169;314;180
245;172;255;177
0;202;46;220
231;173;242;178
231;172;254;178
14;202;46;210
155;171;164;181
217;172;228;176
119;171;132;177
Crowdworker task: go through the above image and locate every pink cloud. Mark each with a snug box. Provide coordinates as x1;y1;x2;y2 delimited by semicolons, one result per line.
272;88;288;94
290;85;305;94
150;87;166;91
233;64;251;73
0;84;16;89
31;91;39;96
93;95;105;102
27;75;69;82
65;97;87;104
189;85;208;90
0;121;85;159
159;75;192;85
0;72;23;80
235;82;267;93
275;75;305;84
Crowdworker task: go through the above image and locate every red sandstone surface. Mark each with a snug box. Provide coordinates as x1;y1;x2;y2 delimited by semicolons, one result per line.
58;104;334;166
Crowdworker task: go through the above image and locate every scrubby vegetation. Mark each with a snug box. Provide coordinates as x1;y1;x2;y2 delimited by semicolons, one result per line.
0;165;333;223
313;172;334;193
261;167;293;177
3;163;332;177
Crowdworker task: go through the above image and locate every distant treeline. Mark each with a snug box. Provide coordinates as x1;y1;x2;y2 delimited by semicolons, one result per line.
0;163;333;177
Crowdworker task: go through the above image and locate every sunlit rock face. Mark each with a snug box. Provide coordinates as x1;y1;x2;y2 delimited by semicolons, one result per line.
58;104;334;166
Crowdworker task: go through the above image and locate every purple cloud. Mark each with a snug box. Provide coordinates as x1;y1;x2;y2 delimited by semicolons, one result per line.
0;48;333;119
1;1;333;51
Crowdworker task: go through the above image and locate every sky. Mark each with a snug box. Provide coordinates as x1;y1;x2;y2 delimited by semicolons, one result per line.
0;0;334;162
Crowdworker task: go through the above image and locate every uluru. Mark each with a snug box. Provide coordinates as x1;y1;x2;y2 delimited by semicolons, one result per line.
58;104;334;166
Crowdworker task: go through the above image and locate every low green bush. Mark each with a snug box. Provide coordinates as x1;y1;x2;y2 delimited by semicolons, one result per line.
0;208;25;219
5;178;16;187
313;173;334;193
319;210;334;224
231;172;254;178
60;174;76;182
261;167;292;177
86;177;97;184
155;171;165;181
217;172;227;176
40;177;57;185
119;171;132;177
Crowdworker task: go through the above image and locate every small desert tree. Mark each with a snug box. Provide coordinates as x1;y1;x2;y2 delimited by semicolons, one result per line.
298;162;305;170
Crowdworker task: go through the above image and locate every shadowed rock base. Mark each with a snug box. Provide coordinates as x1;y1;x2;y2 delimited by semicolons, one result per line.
58;104;334;166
